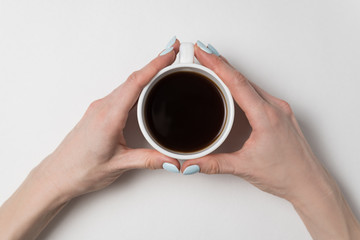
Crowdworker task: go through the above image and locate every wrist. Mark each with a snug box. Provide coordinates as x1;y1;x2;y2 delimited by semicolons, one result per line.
288;170;360;239
287;171;335;209
0;165;70;240
29;160;73;206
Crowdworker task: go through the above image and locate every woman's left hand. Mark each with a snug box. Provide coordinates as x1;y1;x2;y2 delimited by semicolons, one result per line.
34;40;181;201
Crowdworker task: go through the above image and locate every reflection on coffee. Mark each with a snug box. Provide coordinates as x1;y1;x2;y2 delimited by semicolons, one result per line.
144;71;226;152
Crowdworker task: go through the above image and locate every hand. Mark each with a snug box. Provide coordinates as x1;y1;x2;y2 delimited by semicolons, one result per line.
0;38;182;240
183;43;326;201
33;39;181;201
182;42;360;239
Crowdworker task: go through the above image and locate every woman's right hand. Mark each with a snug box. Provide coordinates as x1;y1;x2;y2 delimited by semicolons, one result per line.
184;42;329;202
182;41;360;239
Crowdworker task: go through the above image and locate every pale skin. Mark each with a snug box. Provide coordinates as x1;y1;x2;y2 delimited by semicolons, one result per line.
0;38;359;239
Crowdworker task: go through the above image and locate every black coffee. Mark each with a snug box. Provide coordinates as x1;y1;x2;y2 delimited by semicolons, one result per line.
144;71;225;152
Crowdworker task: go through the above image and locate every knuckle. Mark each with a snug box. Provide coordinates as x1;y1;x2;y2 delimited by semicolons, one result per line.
232;71;248;87
278;100;293;116
85;98;114;130
87;98;104;112
263;100;294;129
127;70;142;87
145;159;156;170
207;159;221;174
144;152;157;170
212;56;223;71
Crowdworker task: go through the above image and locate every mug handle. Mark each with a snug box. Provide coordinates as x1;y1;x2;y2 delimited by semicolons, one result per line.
179;42;194;64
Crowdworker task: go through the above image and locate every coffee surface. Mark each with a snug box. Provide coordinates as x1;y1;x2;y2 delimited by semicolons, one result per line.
144;71;225;152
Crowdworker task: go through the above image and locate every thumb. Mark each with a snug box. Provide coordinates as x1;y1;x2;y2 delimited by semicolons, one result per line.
181;153;238;175
115;148;181;171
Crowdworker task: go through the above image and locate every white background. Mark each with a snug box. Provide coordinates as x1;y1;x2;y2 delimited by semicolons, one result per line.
1;0;359;239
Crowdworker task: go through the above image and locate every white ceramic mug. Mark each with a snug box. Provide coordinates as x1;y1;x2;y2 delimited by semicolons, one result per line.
137;42;234;160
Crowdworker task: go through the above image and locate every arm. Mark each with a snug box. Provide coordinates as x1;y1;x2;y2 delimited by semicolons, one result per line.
182;42;360;239
0;169;68;239
291;174;360;239
0;38;181;240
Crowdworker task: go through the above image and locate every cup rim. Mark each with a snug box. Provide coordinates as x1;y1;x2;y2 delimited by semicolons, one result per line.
137;63;234;160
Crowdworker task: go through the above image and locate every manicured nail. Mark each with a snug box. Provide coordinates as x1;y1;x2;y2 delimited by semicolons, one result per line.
165;36;177;49
162;162;180;173
196;40;212;54
160;46;174;56
183;165;200;175
207;44;220;56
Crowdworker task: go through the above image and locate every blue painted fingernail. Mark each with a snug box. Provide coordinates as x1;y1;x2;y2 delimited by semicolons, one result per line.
160;46;174;56
183;165;200;175
208;44;220;56
162;162;180;173
165;36;177;49
196;40;212;54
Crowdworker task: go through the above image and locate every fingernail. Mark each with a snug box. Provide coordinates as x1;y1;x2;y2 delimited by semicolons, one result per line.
196;40;212;54
207;44;220;56
160;46;174;56
162;162;180;173
183;165;200;175
165;36;177;49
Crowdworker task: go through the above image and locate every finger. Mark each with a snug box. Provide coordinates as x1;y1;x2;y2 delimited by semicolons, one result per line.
110;38;181;114
249;82;275;104
250;82;293;114
220;55;270;102
219;55;233;67
219;55;273;104
181;153;239;175
194;43;266;124
219;54;285;109
113;148;181;171
220;54;291;114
